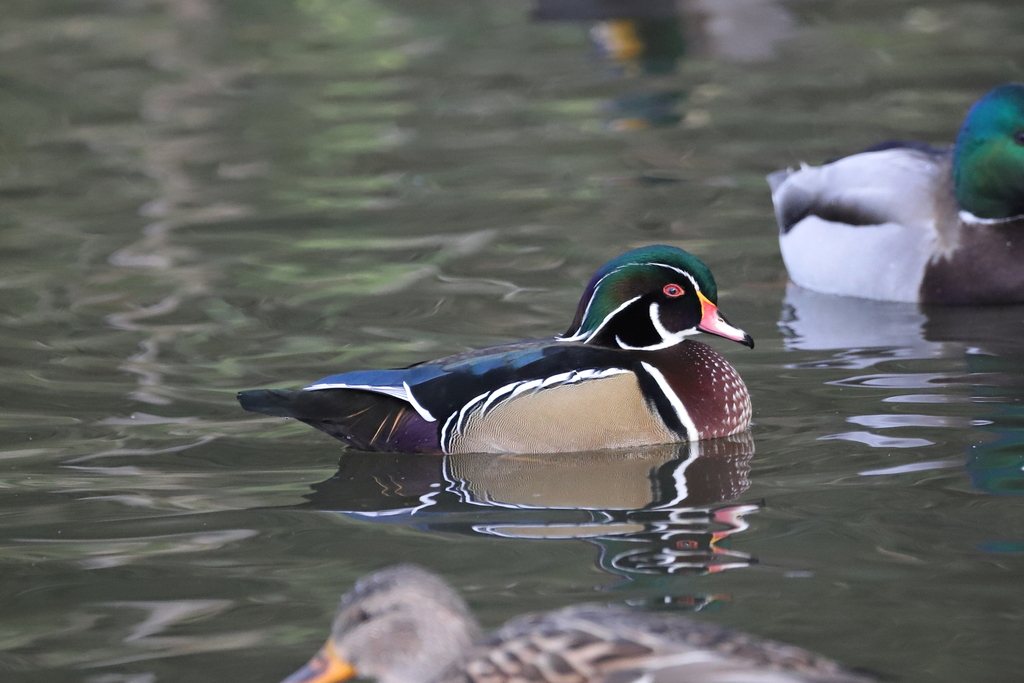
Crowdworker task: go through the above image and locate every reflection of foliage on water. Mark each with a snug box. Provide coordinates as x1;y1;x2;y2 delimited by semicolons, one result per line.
967;419;1024;497
0;0;269;426
962;352;1024;499
280;0;418;212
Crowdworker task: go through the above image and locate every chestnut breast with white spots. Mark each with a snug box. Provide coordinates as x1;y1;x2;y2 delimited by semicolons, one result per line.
640;340;751;440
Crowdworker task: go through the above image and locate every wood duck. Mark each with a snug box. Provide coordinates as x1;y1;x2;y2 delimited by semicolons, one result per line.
277;565;877;683
238;245;753;454
768;83;1024;304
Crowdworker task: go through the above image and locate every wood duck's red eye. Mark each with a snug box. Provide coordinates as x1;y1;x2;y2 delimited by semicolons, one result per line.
663;284;684;298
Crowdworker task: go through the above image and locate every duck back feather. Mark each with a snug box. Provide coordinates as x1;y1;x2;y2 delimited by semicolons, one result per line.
770;147;954;302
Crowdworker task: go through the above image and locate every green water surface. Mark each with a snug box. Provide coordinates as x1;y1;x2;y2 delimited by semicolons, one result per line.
2;1;1024;682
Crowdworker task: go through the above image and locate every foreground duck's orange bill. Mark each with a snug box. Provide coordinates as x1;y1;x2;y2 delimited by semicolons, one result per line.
281;640;355;683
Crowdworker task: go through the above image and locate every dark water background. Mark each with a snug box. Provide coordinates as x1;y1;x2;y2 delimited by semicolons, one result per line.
2;1;1024;681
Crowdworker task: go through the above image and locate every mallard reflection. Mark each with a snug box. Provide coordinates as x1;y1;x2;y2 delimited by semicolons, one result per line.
782;282;1024;357
302;433;757;578
780;282;1024;502
779;283;942;360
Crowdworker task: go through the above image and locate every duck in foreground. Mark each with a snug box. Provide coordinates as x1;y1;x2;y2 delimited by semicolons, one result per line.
768;82;1024;304
239;245;753;454
279;565;877;683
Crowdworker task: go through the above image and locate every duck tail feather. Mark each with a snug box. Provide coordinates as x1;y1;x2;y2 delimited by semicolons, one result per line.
237;388;440;453
238;388;301;417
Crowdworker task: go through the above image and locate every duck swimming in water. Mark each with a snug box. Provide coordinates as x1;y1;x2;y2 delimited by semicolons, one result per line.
239;245;753;454
279;565;877;683
768;83;1024;304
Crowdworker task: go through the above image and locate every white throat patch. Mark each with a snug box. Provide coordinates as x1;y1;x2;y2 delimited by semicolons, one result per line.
615;302;697;351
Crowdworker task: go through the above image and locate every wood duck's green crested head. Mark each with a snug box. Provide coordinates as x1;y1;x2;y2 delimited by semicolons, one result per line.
560;245;753;350
954;83;1024;219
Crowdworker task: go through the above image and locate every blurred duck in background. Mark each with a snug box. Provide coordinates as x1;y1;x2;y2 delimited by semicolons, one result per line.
769;83;1024;304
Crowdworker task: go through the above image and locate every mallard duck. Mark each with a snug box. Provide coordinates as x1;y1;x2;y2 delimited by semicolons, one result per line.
768;83;1024;303
239;245;753;454
278;565;876;683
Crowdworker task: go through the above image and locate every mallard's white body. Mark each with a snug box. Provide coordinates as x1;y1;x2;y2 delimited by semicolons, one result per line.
769;146;955;303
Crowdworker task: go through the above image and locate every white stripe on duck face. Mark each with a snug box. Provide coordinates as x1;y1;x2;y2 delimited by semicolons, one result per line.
439;367;631;454
557;263;703;344
558;294;642;343
615;302;699;351
639;361;699;441
556;268;622;342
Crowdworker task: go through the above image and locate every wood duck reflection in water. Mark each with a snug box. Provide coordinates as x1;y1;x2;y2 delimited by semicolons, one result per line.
278;564;877;683
240;246;753;454
303;436;758;580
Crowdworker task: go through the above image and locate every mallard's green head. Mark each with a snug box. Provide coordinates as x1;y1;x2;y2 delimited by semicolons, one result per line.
561;245;752;350
954;83;1024;219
